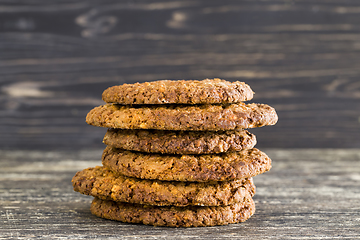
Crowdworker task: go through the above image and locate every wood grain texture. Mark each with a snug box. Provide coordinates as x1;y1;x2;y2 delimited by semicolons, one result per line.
1;148;359;239
1;0;360;149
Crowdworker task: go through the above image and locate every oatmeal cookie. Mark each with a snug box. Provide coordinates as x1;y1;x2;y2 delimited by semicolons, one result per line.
90;196;255;227
102;78;253;105
102;147;271;182
86;103;278;131
103;129;256;154
72;166;255;207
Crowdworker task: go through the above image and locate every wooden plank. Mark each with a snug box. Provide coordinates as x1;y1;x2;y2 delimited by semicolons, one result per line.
1;0;360;149
1;149;360;239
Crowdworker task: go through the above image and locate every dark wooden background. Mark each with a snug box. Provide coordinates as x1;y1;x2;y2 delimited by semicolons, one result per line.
1;0;360;150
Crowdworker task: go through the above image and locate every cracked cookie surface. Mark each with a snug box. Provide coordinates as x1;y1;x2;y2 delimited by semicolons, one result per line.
102;78;253;105
72;166;255;207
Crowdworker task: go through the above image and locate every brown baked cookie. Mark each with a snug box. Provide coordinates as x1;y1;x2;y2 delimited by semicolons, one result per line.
90;196;255;227
86;103;278;131
102;147;271;182
102;79;253;105
103;129;256;154
72;166;255;207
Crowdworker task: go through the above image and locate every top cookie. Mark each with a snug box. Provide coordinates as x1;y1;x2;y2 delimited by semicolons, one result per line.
102;79;253;105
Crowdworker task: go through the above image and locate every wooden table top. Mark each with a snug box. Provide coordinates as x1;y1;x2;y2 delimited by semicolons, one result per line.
1;148;359;239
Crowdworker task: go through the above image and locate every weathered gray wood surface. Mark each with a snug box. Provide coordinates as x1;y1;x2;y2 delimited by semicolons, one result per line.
1;0;360;149
1;149;359;239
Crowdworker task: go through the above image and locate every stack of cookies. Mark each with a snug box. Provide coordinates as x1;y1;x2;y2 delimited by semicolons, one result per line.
72;78;278;227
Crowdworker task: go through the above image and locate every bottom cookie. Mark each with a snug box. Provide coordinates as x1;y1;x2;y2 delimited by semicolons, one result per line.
90;197;255;227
